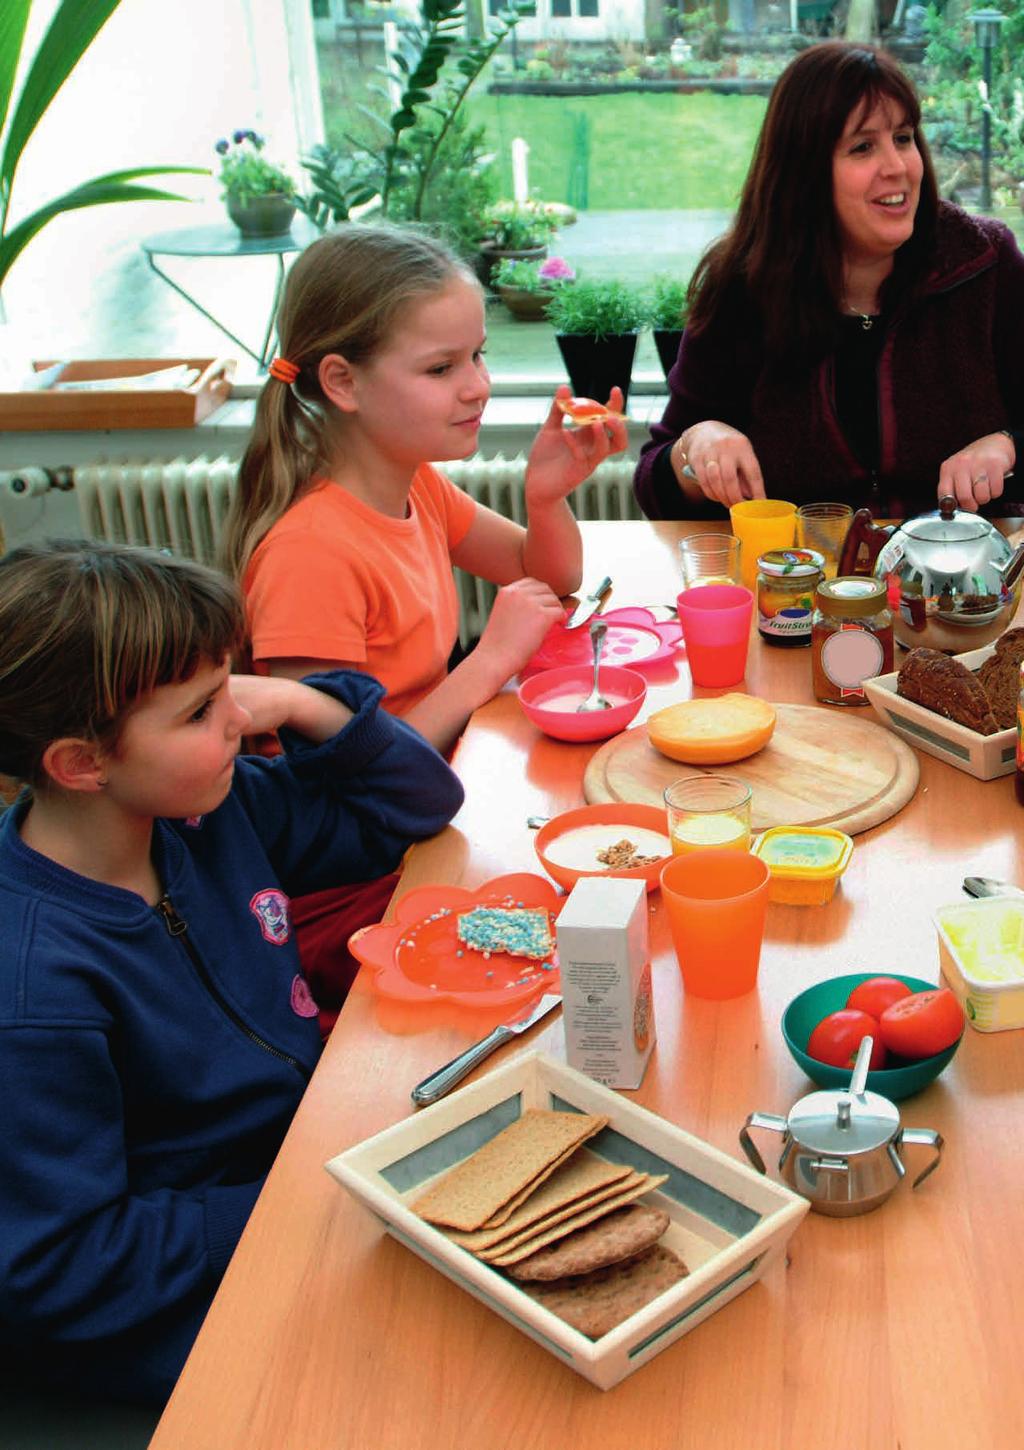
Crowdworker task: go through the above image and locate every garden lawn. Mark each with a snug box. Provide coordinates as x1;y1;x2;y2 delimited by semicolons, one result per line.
464;91;767;210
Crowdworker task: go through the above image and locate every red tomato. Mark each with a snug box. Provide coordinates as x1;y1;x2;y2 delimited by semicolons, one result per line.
806;1009;888;1070
878;988;964;1058
846;976;913;1019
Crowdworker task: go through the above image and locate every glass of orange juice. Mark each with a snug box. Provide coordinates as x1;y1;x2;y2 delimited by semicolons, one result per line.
664;776;752;855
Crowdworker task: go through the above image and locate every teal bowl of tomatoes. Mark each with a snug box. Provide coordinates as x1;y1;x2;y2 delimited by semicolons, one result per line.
782;972;964;1101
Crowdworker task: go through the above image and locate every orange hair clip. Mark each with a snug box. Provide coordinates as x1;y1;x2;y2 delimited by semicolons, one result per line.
268;357;300;384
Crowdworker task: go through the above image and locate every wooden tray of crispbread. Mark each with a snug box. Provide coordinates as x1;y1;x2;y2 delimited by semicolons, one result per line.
326;1051;807;1390
0;357;235;430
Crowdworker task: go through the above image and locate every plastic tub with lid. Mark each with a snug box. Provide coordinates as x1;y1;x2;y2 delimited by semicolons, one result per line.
751;826;853;905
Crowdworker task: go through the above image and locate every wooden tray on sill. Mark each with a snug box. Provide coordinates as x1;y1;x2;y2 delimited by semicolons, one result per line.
0;357;235;431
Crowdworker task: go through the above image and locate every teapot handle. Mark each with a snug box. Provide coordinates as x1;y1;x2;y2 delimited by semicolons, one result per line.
837;508;895;577
739;1111;788;1175
899;1126;944;1189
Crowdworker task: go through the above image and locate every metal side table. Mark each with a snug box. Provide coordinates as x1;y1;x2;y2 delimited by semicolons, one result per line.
141;217;321;370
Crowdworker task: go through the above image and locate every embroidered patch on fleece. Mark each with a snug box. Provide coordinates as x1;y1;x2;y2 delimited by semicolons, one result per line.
290;974;319;1018
249;888;291;945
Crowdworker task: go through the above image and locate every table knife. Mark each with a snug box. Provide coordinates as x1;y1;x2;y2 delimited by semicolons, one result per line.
410;992;562;1107
963;876;1024;899
565;576;611;629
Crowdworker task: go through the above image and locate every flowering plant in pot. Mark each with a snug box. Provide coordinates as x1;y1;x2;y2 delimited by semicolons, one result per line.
215;130;296;237
476;201;559;288
493;255;574;321
545;276;646;405
647;274;689;379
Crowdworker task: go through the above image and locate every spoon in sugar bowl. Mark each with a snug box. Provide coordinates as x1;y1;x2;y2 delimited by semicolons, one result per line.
576;619;612;713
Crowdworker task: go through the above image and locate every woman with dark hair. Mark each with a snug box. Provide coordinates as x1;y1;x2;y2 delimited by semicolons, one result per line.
634;41;1024;520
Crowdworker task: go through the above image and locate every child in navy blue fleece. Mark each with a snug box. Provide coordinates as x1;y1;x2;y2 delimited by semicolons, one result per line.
0;540;463;1406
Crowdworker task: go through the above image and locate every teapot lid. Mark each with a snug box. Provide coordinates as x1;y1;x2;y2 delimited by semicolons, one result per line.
788;1085;900;1156
898;493;995;544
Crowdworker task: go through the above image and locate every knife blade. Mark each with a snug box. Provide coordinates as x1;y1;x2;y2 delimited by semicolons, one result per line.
565;575;611;629
410;992;562;1107
963;876;1024;899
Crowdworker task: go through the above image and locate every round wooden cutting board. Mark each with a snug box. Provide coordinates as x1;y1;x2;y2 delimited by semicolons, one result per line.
583;703;920;836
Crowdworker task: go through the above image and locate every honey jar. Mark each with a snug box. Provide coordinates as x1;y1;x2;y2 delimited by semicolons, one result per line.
756;548;824;647
811;576;893;705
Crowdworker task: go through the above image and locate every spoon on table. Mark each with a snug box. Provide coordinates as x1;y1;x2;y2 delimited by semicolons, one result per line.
576;620;612;713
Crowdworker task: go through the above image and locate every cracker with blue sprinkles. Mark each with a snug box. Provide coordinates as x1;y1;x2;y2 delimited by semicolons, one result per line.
456;905;555;961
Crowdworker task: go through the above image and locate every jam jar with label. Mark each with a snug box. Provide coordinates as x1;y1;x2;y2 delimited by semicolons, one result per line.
756;548;824;647
811;576;894;705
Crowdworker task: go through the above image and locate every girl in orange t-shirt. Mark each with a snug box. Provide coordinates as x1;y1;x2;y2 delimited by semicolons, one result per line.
222;224;627;756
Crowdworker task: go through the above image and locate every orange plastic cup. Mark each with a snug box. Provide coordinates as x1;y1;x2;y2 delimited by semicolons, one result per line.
729;499;797;591
659;849;771;999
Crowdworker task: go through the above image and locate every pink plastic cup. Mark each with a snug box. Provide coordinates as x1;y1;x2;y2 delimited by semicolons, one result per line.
676;583;754;688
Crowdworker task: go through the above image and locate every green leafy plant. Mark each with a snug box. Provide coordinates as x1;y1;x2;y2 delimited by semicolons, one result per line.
214;130;295;202
647;274;689;329
302;0;525;246
545;276;647;338
0;0;205;294
480;200;558;249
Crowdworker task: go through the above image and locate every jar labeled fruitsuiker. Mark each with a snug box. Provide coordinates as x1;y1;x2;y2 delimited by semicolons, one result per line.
756;548;824;647
811;576;894;705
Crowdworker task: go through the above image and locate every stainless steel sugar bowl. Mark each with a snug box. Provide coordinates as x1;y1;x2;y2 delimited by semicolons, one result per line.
739;1038;943;1216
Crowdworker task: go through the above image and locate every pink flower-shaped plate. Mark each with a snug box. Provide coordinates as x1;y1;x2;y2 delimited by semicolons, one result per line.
350;872;562;1008
521;606;682;679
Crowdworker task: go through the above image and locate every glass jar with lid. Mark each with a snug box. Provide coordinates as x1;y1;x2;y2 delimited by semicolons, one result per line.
811;577;894;705
756;548;824;648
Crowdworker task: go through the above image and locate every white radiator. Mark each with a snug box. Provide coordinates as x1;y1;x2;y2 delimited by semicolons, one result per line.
0;453;642;643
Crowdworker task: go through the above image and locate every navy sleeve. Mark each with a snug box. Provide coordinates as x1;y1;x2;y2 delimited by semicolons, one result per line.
226;669;464;896
0;1023;260;1347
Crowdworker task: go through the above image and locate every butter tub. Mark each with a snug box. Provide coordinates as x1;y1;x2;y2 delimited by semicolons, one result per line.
935;897;1024;1032
751;827;853;906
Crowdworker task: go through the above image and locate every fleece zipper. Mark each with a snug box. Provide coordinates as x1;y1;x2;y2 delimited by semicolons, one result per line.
155;894;310;1080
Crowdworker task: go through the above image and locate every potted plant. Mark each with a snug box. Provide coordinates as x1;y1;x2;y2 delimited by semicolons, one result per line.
545;276;647;405
647;275;689;379
475;202;559;289
492;255;574;322
215;130;296;238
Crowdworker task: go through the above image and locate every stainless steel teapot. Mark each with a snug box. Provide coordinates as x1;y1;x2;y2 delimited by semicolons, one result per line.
739;1037;943;1216
838;496;1024;652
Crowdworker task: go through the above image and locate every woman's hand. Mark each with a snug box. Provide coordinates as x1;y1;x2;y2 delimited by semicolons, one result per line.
674;421;765;507
938;433;1015;512
524;385;628;506
475;577;566;684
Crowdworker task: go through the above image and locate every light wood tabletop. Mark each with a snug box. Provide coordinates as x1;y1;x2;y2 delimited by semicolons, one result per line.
150;521;1024;1450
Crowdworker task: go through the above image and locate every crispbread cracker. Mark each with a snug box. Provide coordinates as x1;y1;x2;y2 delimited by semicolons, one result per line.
508;1204;671;1281
480;1127;606;1228
482;1173;667;1265
446;1152;633;1252
454;1170;645;1256
411;1109;607;1232
522;1243;689;1339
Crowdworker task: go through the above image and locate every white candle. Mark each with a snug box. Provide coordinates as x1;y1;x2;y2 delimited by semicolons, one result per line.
511;137;530;204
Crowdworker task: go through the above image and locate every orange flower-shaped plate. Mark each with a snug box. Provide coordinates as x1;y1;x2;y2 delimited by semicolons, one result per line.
350;872;563;1009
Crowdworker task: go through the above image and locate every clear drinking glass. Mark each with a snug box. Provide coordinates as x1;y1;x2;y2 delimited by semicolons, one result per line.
677;532;742;589
664;775;753;855
796;503;855;581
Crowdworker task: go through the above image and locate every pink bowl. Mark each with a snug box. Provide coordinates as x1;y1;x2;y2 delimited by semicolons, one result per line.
517;664;646;742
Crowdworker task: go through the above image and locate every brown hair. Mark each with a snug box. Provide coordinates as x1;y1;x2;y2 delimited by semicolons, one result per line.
687;42;939;364
0;540;244;785
220;223;472;585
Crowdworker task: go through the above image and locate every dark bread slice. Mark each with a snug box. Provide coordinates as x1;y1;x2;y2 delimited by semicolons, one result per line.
977;629;1024;730
896;648;999;735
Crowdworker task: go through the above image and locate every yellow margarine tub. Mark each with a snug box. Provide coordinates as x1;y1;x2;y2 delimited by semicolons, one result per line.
935;897;1024;1032
750;827;853;906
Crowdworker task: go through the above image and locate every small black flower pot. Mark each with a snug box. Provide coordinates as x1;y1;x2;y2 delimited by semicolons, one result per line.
653;328;684;379
556;331;638;406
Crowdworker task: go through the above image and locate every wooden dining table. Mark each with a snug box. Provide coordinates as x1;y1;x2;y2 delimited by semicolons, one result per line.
150;520;1024;1450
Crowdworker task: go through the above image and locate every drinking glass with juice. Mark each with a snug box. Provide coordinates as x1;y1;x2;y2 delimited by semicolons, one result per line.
664;776;753;855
